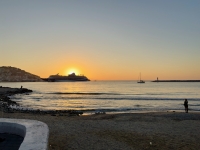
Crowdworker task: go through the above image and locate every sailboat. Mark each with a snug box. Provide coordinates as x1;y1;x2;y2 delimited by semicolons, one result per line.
137;73;145;83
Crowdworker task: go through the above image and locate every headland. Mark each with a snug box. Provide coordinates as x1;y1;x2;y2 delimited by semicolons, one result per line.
0;66;43;82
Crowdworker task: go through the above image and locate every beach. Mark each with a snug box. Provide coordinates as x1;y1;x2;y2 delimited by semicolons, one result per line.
1;87;200;149
1;111;200;150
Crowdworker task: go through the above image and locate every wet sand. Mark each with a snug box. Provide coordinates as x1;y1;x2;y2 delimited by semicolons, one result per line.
1;87;200;150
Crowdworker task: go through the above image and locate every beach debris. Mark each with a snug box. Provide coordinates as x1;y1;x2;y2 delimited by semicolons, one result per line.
69;110;83;116
95;110;106;115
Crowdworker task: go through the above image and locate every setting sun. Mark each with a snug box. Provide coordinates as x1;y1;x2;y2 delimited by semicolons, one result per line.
65;68;80;75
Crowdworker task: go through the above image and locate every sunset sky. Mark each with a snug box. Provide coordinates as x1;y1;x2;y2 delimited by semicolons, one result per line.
1;0;200;80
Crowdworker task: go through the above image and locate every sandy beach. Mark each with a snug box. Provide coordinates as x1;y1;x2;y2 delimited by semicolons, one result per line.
1;111;200;149
1;87;200;150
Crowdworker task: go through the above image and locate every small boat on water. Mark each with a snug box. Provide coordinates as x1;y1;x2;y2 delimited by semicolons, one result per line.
137;73;145;83
45;73;90;82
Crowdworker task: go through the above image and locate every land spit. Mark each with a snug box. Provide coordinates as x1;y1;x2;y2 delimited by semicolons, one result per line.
0;87;83;116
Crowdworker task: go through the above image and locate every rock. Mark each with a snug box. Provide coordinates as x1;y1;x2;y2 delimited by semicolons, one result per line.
0;137;5;143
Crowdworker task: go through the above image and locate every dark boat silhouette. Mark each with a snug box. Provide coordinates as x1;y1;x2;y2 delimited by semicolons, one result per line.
137;73;145;83
46;73;90;82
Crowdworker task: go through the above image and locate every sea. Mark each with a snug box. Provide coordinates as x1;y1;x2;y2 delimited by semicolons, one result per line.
1;81;200;114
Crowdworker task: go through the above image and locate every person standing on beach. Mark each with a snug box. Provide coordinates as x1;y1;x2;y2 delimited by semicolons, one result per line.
184;99;188;113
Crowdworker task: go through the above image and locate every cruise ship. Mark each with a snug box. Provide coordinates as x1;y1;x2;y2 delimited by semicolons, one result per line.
45;73;90;82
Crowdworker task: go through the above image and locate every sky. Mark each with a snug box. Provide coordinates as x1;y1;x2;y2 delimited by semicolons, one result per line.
0;0;200;80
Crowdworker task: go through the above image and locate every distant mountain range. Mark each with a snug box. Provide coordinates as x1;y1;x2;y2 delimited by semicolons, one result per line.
0;66;43;82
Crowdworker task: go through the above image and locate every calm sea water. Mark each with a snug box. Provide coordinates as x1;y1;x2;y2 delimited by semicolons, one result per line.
1;81;200;113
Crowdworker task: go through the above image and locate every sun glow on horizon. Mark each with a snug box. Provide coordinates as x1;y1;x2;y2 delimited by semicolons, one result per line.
65;68;80;75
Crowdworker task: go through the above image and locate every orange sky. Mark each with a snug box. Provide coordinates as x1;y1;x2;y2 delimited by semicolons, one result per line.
1;1;200;80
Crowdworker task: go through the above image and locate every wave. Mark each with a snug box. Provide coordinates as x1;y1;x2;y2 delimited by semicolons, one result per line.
46;92;194;96
43;96;200;101
47;92;120;95
189;104;200;106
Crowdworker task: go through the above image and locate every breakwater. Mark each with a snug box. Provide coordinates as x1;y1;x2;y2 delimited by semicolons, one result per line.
0;87;32;113
0;87;83;116
152;80;200;82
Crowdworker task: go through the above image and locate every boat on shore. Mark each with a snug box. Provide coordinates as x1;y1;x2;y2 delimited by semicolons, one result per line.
43;73;90;82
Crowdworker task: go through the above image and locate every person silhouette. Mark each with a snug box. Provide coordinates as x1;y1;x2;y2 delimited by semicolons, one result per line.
184;99;188;113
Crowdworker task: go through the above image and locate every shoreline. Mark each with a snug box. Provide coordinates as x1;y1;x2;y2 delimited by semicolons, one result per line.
0;86;85;116
0;86;198;116
1;86;200;149
0;87;32;113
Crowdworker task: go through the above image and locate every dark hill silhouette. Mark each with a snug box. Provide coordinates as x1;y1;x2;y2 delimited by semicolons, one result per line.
0;66;43;82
